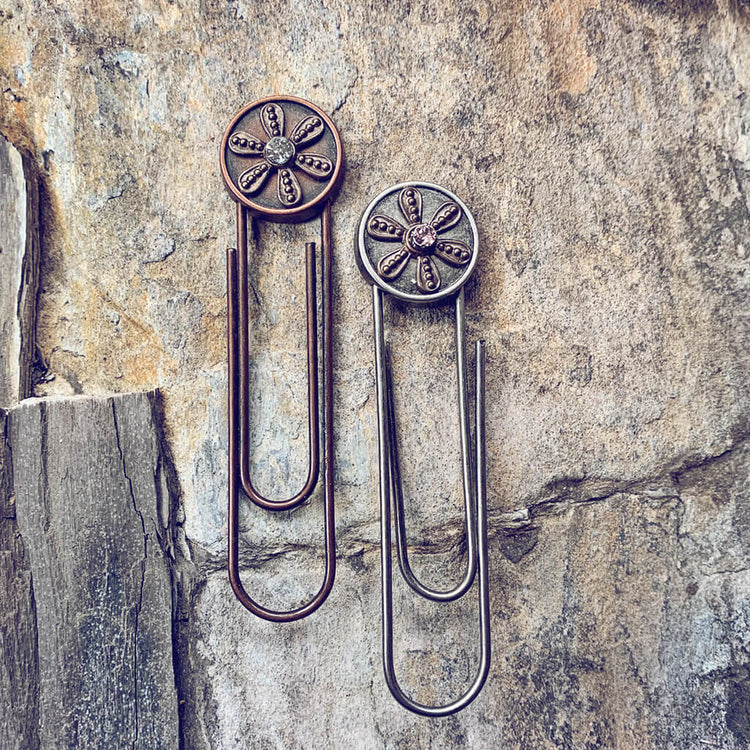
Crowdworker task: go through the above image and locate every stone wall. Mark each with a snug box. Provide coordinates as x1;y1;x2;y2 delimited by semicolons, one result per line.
0;1;748;748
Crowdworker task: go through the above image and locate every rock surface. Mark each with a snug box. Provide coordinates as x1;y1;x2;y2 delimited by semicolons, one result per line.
0;136;39;407
0;0;748;748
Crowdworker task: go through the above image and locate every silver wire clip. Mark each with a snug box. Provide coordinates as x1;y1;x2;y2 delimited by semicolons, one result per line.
356;182;491;715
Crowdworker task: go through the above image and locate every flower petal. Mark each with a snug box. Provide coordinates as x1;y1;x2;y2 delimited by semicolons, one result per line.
260;103;285;139
416;256;441;293
228;131;266;156
434;238;472;267
238;163;273;195
429;202;462;233
377;246;411;281
277;167;302;207
294;152;334;179
366;214;406;242
289;116;325;148
398;186;422;225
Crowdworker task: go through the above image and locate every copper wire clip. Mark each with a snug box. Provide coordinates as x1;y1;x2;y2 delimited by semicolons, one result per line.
221;96;343;621
356;182;491;715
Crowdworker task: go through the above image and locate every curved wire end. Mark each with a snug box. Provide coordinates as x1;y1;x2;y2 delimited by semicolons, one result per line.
227;546;335;623
236;209;320;511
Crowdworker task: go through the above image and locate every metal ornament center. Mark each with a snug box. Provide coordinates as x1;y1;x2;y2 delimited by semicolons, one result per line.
264;136;295;166
407;223;437;254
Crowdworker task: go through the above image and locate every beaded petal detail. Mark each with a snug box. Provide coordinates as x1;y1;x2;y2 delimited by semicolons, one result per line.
228;102;334;208
366;187;473;294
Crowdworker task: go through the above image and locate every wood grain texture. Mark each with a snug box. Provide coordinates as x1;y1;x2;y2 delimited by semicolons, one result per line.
9;392;179;750
0;407;40;750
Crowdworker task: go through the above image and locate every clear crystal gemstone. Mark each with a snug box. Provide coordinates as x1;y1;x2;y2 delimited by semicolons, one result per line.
264;137;295;166
408;223;437;252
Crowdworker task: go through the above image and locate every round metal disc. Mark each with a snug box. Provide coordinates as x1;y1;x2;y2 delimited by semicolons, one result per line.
220;95;343;223
356;182;479;303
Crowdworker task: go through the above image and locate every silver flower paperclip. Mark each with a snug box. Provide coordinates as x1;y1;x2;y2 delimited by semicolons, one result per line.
356;182;490;716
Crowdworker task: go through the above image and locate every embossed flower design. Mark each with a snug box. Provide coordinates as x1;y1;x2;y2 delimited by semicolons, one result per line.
227;102;334;208
366;187;473;294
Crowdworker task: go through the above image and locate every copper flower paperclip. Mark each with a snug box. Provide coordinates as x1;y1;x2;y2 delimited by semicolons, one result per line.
356;182;490;715
221;96;343;621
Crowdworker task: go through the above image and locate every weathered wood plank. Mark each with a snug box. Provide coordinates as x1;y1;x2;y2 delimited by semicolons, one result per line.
0;136;39;408
10;392;179;749
0;407;40;750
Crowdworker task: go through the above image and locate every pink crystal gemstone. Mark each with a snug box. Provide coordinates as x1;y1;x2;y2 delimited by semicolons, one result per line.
408;223;437;251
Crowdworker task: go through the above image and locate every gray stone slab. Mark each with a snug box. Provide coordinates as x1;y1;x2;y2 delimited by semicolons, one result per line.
9;392;179;749
0;136;39;409
0;407;40;750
